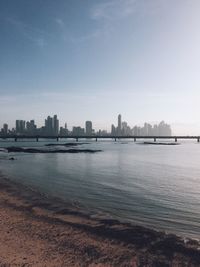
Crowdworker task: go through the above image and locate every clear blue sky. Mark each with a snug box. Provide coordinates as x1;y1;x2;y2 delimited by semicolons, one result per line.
1;0;200;134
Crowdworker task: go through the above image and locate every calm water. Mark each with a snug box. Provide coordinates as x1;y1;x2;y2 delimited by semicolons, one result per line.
0;139;200;239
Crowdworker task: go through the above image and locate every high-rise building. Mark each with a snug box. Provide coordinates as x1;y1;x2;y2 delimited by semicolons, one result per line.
111;124;116;135
53;115;59;135
158;121;172;136
85;121;92;136
142;123;152;136
60;127;68;136
3;123;8;134
118;114;122;135
26;120;36;135
16;120;26;134
45;116;53;135
60;122;68;135
44;115;60;136
72;126;84;136
121;121;132;136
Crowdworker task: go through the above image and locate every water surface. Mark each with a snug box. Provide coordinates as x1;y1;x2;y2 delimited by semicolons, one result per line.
0;139;200;239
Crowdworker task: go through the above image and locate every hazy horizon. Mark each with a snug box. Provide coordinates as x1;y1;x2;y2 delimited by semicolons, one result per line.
1;0;200;135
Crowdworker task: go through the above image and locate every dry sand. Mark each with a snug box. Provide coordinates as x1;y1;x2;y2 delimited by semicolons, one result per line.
0;176;199;267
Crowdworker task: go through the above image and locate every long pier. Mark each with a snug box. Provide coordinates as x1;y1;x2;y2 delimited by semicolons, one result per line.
0;135;200;142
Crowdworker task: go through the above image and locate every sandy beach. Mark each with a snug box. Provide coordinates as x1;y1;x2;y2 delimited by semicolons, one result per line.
0;175;199;267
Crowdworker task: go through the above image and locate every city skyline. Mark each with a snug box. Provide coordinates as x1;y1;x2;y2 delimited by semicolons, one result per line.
1;0;200;135
0;114;172;137
1;111;199;135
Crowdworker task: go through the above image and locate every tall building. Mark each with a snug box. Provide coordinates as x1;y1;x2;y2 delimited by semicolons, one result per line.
111;124;116;135
60;127;68;136
2;123;8;134
158;121;172;136
60;122;68;136
53;115;59;135
85;121;92;136
26;120;36;135
121;121;132;136
118;114;122;135
45;116;53;135
16;120;25;134
72;126;84;136
44;115;59;136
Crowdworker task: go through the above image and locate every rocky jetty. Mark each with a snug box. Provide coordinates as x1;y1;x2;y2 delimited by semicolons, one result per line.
6;147;101;153
142;142;180;145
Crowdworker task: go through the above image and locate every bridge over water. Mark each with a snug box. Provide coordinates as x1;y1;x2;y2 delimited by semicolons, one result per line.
0;135;200;142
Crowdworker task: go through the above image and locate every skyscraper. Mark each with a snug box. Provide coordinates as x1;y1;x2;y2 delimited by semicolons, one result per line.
85;121;92;136
118;114;122;135
26;120;36;135
111;124;116;136
16;120;25;134
53;115;59;135
72;126;84;136
45;116;53;135
3;123;8;134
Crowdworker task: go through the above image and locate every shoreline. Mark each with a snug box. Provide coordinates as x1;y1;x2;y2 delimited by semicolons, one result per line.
0;175;200;266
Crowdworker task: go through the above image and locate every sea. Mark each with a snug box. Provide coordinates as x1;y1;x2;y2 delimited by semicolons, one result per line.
0;139;200;239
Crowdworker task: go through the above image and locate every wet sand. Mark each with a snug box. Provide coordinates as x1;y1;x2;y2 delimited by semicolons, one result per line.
0;176;200;267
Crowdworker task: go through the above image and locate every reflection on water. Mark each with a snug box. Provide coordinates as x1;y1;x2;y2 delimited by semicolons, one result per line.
0;139;200;238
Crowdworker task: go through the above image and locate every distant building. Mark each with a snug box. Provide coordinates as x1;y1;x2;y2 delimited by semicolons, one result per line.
142;123;152;136
97;129;108;136
132;126;139;136
131;121;172;136
26;120;36;135
45;116;53;135
111;114;132;136
111;124;116;135
153;124;158;136
1;123;8;135
158;121;172;136
122;121;132;136
60;122;68;136
44;115;59;136
117;114;122;135
72;126;84;136
60;127;68;136
3;124;8;134
85;121;92;136
53;115;59;135
16;120;26;134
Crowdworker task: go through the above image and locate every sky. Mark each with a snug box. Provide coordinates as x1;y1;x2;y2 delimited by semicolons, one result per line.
0;0;200;134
